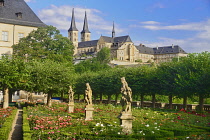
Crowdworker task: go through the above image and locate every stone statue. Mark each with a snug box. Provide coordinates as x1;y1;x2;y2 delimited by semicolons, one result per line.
120;77;132;113
68;86;74;103
85;83;92;106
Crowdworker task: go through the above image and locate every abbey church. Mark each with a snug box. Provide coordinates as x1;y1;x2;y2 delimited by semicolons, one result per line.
0;0;187;63
69;9;187;63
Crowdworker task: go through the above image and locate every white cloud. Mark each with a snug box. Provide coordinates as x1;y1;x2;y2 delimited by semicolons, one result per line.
140;20;209;31
38;5;125;39
140;21;160;25
135;36;210;53
132;19;210;53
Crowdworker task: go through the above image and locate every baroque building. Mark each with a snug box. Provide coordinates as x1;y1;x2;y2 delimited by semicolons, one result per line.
69;10;187;63
0;0;45;57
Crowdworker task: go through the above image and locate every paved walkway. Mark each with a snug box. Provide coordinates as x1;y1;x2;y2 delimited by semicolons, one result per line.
8;109;23;140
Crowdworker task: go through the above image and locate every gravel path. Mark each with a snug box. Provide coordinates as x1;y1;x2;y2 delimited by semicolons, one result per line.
8;109;23;140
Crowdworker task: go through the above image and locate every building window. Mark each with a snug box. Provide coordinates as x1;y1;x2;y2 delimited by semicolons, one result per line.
2;31;8;41
0;0;4;6
18;33;24;41
16;12;22;19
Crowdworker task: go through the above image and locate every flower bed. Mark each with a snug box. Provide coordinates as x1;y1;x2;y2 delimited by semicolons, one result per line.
24;102;210;140
0;107;17;140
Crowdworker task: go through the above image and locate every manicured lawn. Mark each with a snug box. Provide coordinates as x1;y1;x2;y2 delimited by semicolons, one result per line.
25;102;210;140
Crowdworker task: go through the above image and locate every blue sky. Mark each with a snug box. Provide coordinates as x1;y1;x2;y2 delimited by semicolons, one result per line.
25;0;210;53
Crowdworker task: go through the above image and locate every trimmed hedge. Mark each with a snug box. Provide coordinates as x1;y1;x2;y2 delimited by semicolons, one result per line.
0;108;17;140
23;107;32;140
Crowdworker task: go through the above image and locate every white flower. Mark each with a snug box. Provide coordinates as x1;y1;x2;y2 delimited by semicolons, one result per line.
96;123;100;126
151;131;154;133
145;124;149;127
139;131;143;133
186;137;190;139
118;132;120;134
154;122;157;125
101;124;104;127
143;133;145;135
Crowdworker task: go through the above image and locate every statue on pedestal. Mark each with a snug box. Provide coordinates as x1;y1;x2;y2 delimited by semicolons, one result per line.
84;83;94;120
85;83;92;106
68;86;74;103
67;86;74;113
119;77;133;134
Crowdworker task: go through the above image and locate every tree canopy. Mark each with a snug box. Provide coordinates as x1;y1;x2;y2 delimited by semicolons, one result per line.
12;25;74;63
96;47;111;64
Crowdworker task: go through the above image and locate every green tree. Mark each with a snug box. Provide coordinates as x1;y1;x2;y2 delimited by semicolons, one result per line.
74;58;111;74
26;60;74;106
96;47;111;64
12;25;74;63
0;57;29;108
157;62;180;109
178;52;210;111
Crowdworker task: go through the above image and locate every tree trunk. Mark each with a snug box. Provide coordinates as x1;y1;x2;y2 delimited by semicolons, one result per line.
60;92;64;102
47;92;52;107
114;93;119;105
77;93;80;101
93;94;97;104
198;94;204;111
151;94;156;108
9;89;13;103
3;87;9;108
140;94;144;108
183;96;187;110
107;95;111;104
169;95;173;109
100;93;103;104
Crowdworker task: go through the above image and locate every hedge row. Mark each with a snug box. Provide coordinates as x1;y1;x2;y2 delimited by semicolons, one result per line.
23;107;32;140
0;108;17;140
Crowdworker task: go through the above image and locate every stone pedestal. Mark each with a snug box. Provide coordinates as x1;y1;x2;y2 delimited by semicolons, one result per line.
119;112;133;134
85;106;94;121
161;103;166;109
67;102;74;113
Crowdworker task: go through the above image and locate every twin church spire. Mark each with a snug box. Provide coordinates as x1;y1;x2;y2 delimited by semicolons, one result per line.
68;8;90;42
68;8;115;43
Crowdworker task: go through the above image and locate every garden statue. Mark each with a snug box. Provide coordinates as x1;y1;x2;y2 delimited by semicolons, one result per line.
119;77;133;134
67;86;74;113
68;86;74;103
120;77;132;113
84;83;94;120
85;83;92;106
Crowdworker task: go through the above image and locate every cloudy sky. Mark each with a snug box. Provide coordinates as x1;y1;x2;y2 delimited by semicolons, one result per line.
25;0;210;53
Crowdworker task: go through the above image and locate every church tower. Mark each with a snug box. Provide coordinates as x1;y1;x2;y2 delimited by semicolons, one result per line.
68;8;78;55
81;11;91;42
112;21;115;38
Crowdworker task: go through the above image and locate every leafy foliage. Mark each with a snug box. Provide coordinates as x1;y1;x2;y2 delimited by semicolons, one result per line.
96;47;111;64
12;25;74;63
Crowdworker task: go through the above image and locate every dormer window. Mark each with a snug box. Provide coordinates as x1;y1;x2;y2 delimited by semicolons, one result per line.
0;0;4;6
16;12;23;19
